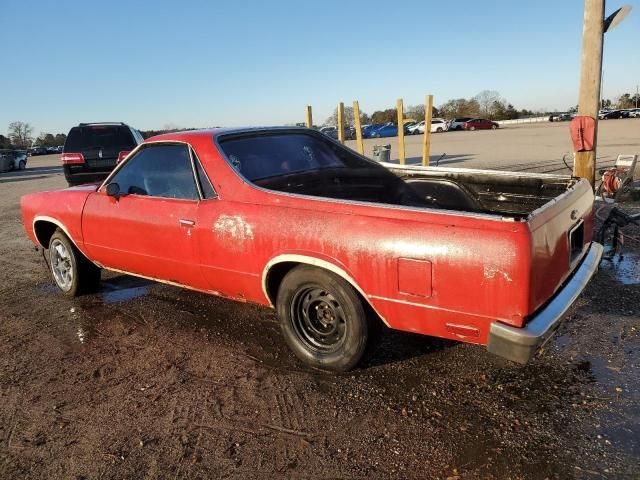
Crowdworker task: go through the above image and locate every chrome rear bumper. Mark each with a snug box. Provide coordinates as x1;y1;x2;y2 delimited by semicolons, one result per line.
487;242;604;364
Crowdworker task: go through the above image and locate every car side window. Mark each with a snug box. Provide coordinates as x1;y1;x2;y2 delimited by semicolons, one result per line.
109;144;199;200
192;150;216;199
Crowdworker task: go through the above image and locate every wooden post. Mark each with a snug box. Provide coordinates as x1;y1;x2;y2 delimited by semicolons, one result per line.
353;100;364;155
397;98;405;165
337;102;345;144
422;95;434;166
574;0;605;187
305;105;313;128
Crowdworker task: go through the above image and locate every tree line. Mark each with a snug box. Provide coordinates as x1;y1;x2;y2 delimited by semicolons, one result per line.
324;91;539;126
1;121;67;149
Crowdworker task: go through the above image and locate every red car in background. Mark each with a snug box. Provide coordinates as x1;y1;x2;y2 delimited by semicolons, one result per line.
464;118;499;130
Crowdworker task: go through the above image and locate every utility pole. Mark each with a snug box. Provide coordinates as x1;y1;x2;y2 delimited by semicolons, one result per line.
573;1;631;186
573;0;605;186
636;84;639;108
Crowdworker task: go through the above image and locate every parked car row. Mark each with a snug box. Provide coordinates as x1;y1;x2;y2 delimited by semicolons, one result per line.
319;126;356;140
598;109;640;119
28;145;63;156
320;117;499;140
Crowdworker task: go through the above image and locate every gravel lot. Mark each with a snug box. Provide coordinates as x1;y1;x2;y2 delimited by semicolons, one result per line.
1;124;639;479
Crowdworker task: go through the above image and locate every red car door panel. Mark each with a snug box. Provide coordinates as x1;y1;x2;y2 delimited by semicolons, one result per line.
82;192;204;287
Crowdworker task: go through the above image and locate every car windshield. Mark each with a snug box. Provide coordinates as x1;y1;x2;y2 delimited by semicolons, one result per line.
218;132;373;181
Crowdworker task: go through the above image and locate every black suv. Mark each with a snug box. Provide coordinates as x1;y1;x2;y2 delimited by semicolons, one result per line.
62;122;143;186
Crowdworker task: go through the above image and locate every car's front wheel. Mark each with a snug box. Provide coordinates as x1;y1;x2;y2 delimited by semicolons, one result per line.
277;266;370;372
18;160;26;170
492;124;498;130
48;229;100;297
470;126;476;131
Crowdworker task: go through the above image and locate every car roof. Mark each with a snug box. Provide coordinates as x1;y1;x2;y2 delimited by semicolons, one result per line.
146;126;310;143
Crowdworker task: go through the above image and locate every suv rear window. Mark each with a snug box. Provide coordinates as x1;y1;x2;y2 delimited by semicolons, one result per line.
64;126;135;152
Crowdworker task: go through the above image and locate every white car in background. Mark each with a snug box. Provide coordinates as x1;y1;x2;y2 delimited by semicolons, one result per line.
410;118;449;134
447;117;473;131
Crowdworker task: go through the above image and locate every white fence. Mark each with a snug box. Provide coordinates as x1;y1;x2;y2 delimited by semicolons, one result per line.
496;116;551;126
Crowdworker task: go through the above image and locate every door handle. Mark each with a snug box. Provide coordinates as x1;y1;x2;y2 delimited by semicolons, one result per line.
179;219;195;227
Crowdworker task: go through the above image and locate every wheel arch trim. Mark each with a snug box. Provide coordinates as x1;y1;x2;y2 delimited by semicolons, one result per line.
261;254;389;326
32;215;91;259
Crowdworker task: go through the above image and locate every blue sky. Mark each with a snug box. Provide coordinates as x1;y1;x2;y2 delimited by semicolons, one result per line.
1;0;638;135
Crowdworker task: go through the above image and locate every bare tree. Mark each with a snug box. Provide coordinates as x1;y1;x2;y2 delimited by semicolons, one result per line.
8;121;34;149
325;106;372;127
473;90;503;118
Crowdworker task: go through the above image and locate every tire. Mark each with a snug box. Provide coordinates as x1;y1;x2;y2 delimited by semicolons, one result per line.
18;160;26;170
470;126;476;131
492;124;498;130
48;229;100;297
436;127;443;133
276;266;370;372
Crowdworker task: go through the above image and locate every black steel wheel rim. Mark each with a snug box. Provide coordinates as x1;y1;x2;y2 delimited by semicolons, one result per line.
290;286;347;352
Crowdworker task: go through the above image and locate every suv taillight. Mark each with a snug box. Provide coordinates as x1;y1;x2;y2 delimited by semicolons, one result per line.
117;151;131;163
61;153;85;164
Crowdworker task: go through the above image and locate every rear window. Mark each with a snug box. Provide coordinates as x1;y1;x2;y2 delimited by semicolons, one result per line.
219;132;371;181
64;126;135;152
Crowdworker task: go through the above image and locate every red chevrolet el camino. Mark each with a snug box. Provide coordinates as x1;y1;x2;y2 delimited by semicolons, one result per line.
21;128;603;371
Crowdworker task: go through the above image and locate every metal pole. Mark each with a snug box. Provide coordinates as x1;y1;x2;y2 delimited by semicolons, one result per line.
573;0;605;188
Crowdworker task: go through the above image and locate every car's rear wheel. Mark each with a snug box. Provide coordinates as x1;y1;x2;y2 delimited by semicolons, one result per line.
492;124;498;130
470;126;476;131
48;229;100;297
436;127;443;133
277;266;370;372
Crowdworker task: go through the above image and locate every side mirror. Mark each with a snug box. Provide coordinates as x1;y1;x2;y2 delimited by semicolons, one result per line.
106;182;120;198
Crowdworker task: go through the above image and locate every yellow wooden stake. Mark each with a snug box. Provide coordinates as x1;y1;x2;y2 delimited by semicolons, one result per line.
337;102;345;144
353;100;364;155
422;95;434;166
305;105;313;128
397;98;405;165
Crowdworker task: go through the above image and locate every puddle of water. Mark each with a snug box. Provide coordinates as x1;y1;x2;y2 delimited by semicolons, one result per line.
102;285;149;303
599;252;640;285
100;276;152;304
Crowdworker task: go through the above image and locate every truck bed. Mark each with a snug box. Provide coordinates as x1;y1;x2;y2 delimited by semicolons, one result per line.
255;161;579;220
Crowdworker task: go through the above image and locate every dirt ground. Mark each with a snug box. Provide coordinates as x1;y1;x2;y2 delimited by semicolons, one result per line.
1;145;639;479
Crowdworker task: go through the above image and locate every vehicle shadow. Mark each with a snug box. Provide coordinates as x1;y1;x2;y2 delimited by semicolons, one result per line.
0;166;63;183
361;328;458;369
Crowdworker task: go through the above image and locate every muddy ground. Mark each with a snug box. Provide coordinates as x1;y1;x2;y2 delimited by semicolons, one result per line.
1;156;639;479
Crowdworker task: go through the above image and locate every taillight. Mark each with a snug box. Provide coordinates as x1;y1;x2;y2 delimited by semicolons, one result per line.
61;153;84;164
117;151;131;163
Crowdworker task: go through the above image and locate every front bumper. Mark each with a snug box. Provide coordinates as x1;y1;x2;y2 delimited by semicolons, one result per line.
487;242;604;364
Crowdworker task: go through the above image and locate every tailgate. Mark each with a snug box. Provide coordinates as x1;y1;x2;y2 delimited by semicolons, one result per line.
526;178;594;314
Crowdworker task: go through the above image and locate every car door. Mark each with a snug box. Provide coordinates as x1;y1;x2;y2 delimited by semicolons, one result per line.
82;143;206;288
